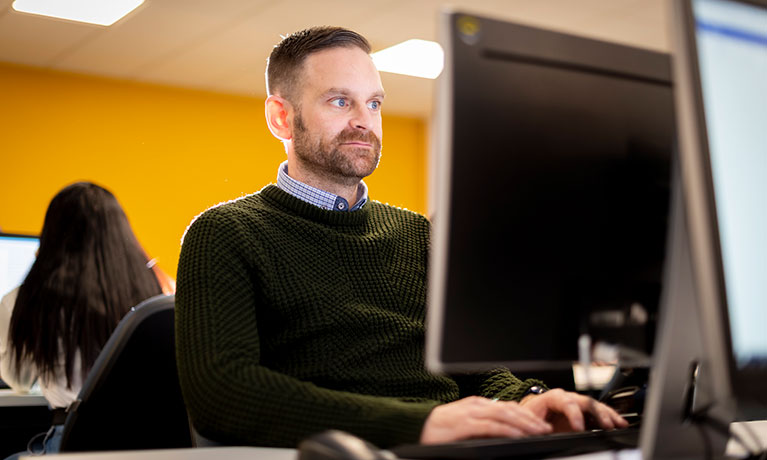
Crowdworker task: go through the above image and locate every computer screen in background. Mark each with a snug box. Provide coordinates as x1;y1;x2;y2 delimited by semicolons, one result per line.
641;0;766;458
692;0;767;402
427;11;675;374
0;233;39;298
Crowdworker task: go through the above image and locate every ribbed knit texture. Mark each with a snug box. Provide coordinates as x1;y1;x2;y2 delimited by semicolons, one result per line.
176;185;543;448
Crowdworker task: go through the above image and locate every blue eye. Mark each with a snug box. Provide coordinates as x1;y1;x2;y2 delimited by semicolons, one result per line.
331;98;347;108
368;100;381;111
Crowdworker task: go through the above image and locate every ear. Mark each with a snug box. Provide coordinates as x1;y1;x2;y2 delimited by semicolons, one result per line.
265;95;292;141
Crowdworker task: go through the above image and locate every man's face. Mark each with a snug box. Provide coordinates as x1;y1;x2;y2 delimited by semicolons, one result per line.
290;46;385;184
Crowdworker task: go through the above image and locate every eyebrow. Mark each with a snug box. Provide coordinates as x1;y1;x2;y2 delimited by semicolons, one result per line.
323;87;386;100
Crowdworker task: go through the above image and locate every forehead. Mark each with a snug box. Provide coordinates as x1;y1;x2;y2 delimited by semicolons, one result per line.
300;46;384;98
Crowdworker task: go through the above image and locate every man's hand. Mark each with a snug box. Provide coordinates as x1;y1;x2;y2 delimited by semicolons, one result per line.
519;388;629;432
420;396;553;444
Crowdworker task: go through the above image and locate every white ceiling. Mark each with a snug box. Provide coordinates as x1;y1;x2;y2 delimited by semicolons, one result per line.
0;0;670;118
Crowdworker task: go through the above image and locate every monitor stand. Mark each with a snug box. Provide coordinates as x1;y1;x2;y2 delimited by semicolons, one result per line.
639;174;735;459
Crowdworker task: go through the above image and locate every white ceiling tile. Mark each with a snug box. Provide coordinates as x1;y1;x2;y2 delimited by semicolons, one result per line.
51;0;272;78
359;0;444;50
0;8;100;66
0;0;673;116
576;0;669;51
379;72;435;118
136;25;264;91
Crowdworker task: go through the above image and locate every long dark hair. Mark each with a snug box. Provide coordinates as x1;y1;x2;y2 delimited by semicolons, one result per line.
9;182;162;387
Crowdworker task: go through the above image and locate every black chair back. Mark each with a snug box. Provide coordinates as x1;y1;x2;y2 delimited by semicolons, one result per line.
59;294;192;451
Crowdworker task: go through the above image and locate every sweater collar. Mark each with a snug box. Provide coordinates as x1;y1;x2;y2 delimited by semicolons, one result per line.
258;185;372;227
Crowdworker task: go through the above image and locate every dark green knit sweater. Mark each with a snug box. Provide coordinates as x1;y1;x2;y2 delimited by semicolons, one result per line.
176;185;542;448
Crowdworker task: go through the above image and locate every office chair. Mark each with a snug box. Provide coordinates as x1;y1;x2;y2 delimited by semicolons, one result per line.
188;418;224;447
59;294;193;451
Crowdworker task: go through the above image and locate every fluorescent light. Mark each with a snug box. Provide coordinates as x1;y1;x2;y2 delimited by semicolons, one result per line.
12;0;144;26
372;39;444;79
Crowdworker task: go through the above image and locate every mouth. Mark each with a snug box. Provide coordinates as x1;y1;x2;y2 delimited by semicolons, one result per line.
341;141;372;148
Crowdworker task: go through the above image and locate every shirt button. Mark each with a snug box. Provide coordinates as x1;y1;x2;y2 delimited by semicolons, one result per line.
337;202;346;210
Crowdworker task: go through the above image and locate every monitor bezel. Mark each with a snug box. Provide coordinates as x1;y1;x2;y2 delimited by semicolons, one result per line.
0;232;40;241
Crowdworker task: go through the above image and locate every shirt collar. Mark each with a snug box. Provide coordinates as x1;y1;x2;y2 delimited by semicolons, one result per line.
276;161;368;212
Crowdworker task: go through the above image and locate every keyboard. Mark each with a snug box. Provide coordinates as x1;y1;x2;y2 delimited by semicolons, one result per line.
389;426;640;460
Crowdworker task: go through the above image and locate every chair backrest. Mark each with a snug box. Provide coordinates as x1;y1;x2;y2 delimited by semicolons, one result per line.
59;294;192;452
188;418;224;447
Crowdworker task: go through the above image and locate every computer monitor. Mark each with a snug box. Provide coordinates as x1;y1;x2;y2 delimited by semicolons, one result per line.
0;233;39;298
427;11;675;374
676;0;767;411
641;0;766;457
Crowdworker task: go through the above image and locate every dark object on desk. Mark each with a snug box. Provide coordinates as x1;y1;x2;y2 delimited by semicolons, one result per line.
390;426;640;460
598;367;648;417
59;295;192;451
298;430;396;460
598;367;648;401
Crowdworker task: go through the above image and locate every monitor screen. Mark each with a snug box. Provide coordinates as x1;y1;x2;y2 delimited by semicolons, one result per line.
690;0;767;404
0;233;39;298
427;12;675;373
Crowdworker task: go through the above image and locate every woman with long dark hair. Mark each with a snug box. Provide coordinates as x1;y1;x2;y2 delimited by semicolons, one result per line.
0;182;166;454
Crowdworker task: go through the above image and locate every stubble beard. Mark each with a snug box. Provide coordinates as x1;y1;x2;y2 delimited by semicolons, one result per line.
292;111;382;186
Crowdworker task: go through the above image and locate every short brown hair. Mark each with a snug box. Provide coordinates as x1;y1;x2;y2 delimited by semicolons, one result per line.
266;26;371;102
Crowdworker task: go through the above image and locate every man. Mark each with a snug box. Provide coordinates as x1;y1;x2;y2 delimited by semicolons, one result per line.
176;26;627;448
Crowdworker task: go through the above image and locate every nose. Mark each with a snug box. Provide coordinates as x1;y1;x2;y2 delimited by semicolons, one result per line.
349;104;372;131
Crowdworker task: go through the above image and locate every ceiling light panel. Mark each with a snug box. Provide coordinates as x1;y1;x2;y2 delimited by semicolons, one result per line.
12;0;144;26
372;39;444;79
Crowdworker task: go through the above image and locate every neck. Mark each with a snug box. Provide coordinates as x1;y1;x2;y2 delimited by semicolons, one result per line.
286;158;362;204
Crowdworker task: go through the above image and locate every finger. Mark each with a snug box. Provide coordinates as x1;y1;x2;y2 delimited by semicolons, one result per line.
530;391;586;431
604;404;630;428
561;400;586;431
581;398;628;430
571;396;611;430
589;403;616;430
445;396;550;436
467;401;549;435
457;419;526;440
483;401;552;435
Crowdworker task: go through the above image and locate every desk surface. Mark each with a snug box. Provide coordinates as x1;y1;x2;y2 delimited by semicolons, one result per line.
22;447;296;460
24;421;767;460
0;388;47;407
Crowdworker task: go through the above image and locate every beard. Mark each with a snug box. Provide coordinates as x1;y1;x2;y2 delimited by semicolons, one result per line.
292;111;382;184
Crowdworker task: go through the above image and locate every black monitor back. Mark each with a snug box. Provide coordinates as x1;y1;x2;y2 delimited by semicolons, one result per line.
427;12;675;373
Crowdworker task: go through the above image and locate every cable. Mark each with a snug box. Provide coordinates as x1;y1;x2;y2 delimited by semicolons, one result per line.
26;425;55;456
694;420;713;460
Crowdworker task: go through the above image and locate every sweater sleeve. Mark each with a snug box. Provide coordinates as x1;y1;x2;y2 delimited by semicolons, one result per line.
452;368;548;402
175;209;438;449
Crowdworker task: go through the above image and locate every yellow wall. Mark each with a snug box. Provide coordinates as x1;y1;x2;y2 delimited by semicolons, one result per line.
0;63;427;277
